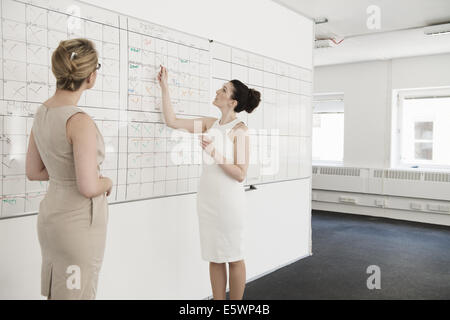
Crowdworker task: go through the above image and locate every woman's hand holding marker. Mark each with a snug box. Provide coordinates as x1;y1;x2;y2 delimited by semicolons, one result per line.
157;65;169;91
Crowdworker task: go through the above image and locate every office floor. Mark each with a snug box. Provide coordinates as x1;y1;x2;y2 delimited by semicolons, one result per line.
243;210;450;299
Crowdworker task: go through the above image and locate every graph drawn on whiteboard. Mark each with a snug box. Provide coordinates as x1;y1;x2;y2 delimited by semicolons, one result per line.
119;17;211;202
0;0;211;218
0;0;311;219
0;0;123;218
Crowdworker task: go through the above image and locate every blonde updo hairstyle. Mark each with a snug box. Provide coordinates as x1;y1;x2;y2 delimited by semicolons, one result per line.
51;38;98;91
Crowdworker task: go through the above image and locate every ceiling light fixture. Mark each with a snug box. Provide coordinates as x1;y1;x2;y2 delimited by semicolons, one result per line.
424;23;450;36
314;17;328;24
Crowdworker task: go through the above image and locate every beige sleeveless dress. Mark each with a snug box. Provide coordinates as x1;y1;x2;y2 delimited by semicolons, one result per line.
32;104;108;300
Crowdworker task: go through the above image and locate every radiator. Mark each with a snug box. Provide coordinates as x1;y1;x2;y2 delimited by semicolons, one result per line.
313;166;450;201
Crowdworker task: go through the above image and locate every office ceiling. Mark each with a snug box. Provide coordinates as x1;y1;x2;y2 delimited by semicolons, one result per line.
273;0;450;66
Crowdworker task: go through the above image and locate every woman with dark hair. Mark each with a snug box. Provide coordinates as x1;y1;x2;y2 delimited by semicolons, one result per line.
158;66;261;300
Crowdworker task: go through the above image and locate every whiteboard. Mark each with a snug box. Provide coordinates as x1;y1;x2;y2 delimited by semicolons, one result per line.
211;42;312;185
0;0;312;219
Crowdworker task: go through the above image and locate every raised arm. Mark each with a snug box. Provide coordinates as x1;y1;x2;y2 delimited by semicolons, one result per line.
67;113;112;198
157;66;216;134
26;130;49;181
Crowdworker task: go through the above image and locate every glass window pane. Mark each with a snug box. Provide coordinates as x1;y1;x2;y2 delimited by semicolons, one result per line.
312;112;344;162
400;96;450;166
414;121;433;140
414;142;433;160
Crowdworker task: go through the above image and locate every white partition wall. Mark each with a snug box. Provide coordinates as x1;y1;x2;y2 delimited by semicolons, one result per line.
0;0;313;299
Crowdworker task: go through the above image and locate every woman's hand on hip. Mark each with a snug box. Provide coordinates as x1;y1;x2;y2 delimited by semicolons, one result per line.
100;175;113;196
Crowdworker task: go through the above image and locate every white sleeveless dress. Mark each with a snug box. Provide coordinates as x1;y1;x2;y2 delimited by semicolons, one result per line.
196;117;247;263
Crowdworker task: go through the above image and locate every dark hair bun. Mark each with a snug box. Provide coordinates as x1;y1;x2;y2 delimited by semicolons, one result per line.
246;88;261;113
230;79;262;114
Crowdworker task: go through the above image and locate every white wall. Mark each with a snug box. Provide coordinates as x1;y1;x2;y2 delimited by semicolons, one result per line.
314;53;450;168
85;0;313;68
0;179;311;299
313;53;450;225
0;0;313;299
391;53;450;90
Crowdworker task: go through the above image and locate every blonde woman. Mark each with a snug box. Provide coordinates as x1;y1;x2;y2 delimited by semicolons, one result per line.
157;66;261;300
26;38;112;299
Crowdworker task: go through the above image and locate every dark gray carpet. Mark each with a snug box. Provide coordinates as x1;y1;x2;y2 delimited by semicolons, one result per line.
243;210;450;299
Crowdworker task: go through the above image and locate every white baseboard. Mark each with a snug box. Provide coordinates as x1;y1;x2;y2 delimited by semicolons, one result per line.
312;201;450;226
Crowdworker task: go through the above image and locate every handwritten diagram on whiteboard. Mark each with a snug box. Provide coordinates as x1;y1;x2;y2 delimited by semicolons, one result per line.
118;17;210;202
0;0;312;219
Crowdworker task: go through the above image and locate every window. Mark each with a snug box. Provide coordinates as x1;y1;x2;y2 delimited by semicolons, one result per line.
394;88;450;169
312;93;344;164
414;121;433;160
